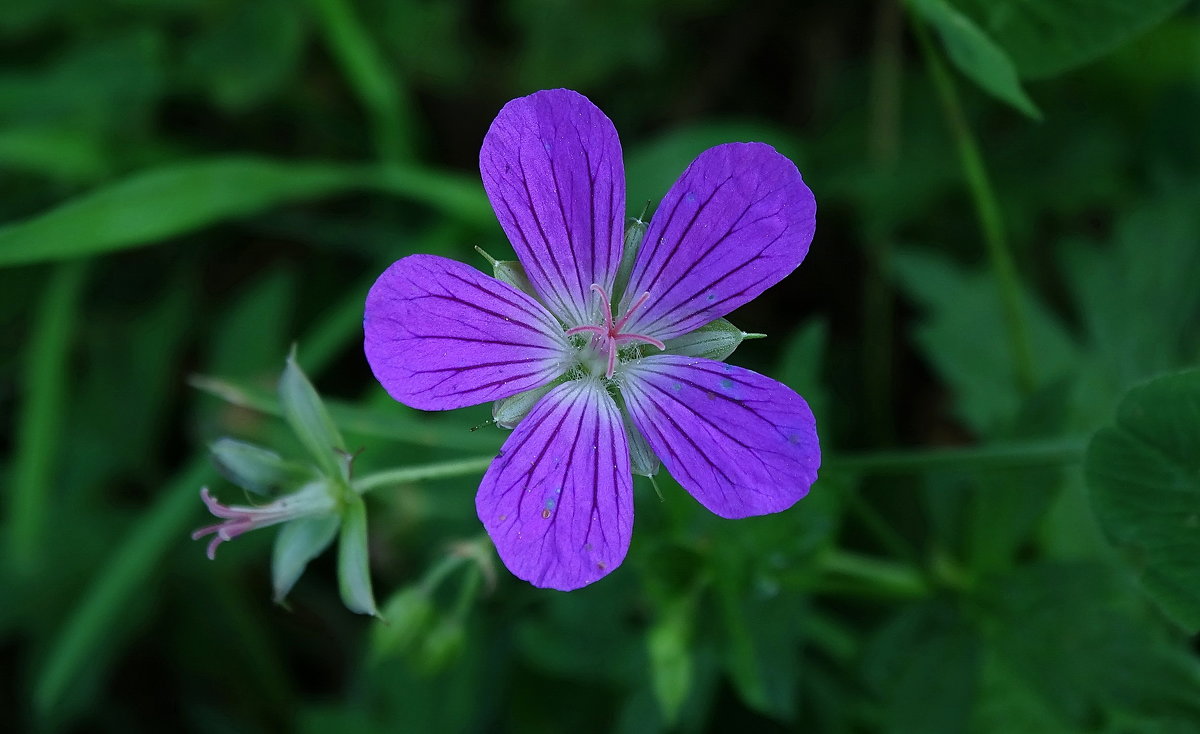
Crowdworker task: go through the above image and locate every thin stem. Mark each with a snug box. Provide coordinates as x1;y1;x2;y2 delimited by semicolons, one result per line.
912;17;1036;394
828;437;1086;475
815;549;929;599
352;456;496;494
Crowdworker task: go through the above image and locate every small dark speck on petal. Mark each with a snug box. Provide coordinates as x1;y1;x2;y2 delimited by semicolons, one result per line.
541;508;552;519
685;192;697;203
706;391;716;400
597;561;607;570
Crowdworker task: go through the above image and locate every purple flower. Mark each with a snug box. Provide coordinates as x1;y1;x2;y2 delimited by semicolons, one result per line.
364;89;819;591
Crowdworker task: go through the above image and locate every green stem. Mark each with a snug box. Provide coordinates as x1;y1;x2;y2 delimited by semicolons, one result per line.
913;17;1036;394
828;437;1086;475
815;549;929;599
352;456;496;494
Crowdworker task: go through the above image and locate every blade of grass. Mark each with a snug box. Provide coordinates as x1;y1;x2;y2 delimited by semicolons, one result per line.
7;261;89;573
32;279;383;716
0;158;490;267
34;456;213;715
308;0;415;164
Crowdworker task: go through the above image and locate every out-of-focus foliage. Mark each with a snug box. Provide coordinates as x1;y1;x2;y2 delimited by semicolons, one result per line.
1;0;1199;732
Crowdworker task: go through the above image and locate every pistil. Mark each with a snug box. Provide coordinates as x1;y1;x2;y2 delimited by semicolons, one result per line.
566;284;666;378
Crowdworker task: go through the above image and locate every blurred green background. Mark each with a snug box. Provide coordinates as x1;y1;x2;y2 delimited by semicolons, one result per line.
3;0;1200;731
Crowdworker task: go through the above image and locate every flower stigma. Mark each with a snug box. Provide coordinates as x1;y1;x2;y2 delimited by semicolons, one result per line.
566;283;665;378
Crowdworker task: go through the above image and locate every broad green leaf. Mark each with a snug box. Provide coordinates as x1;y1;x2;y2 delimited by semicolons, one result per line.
337;495;378;616
980;562;1200;726
862;601;980;734
892;249;1079;434
909;0;1041;118
0;158;490;267
951;0;1189;78
272;513;340;603
1085;368;1200;632
279;350;346;479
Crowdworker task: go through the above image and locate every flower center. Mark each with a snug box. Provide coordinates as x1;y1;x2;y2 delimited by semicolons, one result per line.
566;284;665;378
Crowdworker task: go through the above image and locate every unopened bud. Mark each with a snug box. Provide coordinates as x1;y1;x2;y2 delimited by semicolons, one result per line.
475;246;536;296
492;382;557;429
663;318;762;361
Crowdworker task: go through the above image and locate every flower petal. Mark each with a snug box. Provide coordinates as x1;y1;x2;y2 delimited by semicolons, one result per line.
477;379;633;590
620;143;816;341
620;355;819;518
364;254;571;411
480;89;625;327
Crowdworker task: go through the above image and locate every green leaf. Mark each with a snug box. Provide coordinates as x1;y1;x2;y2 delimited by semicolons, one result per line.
34;457;213;715
337;495;378;616
0;158;491;267
892;249;1079;433
950;0;1189;78
862;602;980;734
1085;368;1200;632
7;261;88;571
272;513;340;603
909;0;1041;118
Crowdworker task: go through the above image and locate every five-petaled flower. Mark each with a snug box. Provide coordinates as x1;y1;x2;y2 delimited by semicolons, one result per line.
364;89;819;590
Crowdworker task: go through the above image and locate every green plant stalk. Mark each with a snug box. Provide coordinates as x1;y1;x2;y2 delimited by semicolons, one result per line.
308;0;414;164
913;17;1036;394
829;437;1085;474
352;456;497;494
816;549;929;599
8;261;89;573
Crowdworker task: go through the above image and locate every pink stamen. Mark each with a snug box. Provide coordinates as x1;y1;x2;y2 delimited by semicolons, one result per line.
574;284;665;378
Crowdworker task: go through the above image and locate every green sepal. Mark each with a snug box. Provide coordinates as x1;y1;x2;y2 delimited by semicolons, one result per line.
279;347;346;480
614;215;648;300
624;413;660;478
664;318;762;361
492;378;562;429
475;246;536;296
210;437;311;496
272;511;340;603
337;494;379;616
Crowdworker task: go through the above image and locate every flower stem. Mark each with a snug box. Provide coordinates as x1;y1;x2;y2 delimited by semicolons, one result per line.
815;549;929;599
912;17;1036;394
352;456;496;494
828;437;1086;475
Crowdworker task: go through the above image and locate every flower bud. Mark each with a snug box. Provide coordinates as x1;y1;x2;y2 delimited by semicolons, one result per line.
210;437;310;496
663;318;763;361
492;382;556;429
474;246;536;296
371;586;436;660
614;215;648;299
